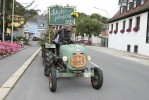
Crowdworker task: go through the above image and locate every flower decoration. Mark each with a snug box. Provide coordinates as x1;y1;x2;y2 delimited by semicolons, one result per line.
0;41;23;57
133;26;139;32
126;27;131;32
109;30;113;34
114;30;117;34
120;29;125;33
71;12;79;18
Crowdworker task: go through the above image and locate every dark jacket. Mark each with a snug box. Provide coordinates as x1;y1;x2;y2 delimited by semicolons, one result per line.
53;28;72;43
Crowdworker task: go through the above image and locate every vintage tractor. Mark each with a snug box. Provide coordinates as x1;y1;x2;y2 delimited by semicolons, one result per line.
42;40;103;92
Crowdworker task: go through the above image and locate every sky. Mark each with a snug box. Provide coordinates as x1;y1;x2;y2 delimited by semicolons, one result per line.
16;0;119;18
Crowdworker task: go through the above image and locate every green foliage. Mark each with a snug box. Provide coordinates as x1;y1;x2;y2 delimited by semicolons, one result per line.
38;27;52;47
90;13;108;24
0;0;38;34
76;13;102;38
75;12;107;41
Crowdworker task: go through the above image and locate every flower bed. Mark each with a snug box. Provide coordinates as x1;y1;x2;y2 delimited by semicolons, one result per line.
126;27;131;32
120;29;125;33
133;26;139;32
114;30;118;34
109;30;113;34
0;41;22;57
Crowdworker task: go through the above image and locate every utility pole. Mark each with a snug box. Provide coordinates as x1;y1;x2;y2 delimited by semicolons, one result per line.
93;7;109;47
0;0;1;36
11;0;14;43
2;0;5;42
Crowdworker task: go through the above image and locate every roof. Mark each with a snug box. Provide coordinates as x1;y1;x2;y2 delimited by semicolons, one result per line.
109;0;149;23
27;16;38;22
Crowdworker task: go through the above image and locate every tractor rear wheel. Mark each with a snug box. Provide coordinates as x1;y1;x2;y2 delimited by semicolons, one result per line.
42;48;45;65
91;67;103;89
49;67;57;92
44;49;53;76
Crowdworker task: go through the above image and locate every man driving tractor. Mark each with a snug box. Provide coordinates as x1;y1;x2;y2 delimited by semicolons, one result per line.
53;25;73;55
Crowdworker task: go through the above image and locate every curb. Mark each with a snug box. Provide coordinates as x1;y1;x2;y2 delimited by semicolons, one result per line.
0;47;41;100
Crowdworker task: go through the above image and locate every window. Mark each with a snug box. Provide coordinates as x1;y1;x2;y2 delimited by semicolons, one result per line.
40;23;44;27
146;12;149;43
141;0;145;5
136;16;140;28
136;0;141;7
123;21;126;30
120;2;127;13
129;19;132;29
127;45;131;52
127;2;130;10
116;23;119;31
110;24;113;32
134;0;136;7
134;45;138;53
127;0;134;10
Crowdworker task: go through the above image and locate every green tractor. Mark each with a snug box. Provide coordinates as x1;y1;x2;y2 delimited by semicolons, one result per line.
42;5;103;92
42;41;103;92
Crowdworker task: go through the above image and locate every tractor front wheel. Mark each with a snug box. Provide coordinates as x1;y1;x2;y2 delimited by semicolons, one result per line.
49;67;57;92
91;67;103;89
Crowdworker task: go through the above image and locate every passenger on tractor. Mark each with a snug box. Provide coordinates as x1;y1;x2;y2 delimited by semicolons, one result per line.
53;25;73;56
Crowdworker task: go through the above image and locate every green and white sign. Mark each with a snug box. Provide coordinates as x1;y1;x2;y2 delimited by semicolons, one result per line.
48;6;75;25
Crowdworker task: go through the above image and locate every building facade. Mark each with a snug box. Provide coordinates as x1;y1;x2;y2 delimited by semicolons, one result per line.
37;14;48;35
24;17;38;40
108;0;149;56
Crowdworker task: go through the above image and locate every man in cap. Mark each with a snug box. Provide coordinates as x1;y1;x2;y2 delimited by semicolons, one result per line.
53;25;73;55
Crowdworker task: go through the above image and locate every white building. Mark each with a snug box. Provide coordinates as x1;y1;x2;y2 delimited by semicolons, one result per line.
108;0;149;56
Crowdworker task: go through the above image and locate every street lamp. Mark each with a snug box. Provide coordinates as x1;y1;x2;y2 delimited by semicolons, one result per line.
11;0;15;43
93;7;109;47
2;0;5;42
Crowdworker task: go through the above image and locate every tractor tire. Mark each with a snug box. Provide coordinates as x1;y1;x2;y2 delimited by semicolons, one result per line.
42;48;44;58
44;49;53;76
49;67;57;92
91;67;103;89
42;49;45;65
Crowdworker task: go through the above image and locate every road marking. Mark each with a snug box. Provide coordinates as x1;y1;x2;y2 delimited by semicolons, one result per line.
0;47;41;100
89;61;103;70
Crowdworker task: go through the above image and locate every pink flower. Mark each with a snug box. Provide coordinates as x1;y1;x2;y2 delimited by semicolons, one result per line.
114;30;118;34
109;30;113;34
0;41;23;57
120;29;125;33
133;26;139;32
126;27;131;32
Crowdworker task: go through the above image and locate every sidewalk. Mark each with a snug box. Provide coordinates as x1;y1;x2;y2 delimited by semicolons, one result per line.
0;43;40;86
86;46;149;65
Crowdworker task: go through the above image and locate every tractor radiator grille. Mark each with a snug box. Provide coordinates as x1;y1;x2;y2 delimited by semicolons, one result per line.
70;54;87;68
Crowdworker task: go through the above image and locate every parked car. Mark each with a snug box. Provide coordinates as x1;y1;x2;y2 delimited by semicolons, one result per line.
78;40;88;45
79;40;92;45
33;37;41;41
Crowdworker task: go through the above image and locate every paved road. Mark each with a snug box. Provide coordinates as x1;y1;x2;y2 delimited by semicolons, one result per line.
6;48;149;100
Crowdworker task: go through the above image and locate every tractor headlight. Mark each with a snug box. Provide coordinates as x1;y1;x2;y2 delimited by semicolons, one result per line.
87;56;91;61
62;56;68;62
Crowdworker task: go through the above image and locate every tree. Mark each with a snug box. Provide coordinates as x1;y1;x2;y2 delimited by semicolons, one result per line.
75;12;108;43
0;0;38;37
76;16;102;41
90;13;108;24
